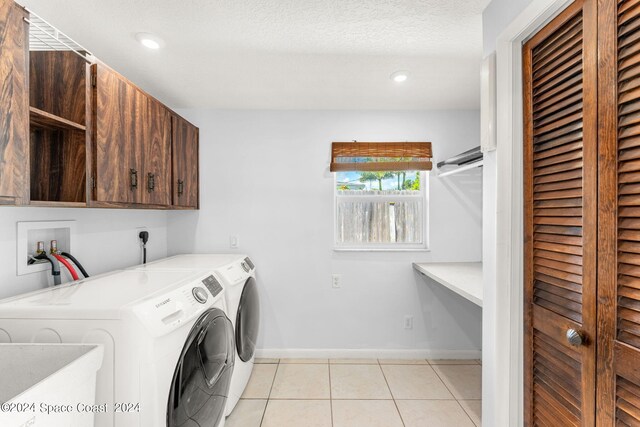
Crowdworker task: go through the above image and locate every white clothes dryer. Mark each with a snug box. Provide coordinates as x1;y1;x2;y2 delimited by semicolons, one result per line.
131;254;259;416
0;269;235;427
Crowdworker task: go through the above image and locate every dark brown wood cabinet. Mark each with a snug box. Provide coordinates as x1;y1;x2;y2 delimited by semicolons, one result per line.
139;92;171;206
92;63;139;204
172;114;199;208
524;0;640;425
91;64;173;207
0;2;199;210
0;0;29;205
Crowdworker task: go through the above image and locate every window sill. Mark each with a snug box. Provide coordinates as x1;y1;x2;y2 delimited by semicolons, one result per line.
333;247;431;253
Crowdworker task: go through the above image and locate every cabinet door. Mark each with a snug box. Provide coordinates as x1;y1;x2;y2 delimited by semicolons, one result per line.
139;92;170;206
0;1;29;205
92;64;141;204
597;0;640;424
172;115;199;208
523;0;597;425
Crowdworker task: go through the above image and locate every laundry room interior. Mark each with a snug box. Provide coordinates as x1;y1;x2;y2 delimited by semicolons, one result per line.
3;0;633;426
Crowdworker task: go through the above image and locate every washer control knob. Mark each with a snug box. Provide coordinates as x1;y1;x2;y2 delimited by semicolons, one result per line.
192;287;208;304
241;261;250;272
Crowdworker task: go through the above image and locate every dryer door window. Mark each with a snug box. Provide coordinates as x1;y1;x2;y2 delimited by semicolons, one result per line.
168;308;235;427
236;277;260;362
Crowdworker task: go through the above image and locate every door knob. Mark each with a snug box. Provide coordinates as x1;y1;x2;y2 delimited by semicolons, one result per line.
566;329;584;347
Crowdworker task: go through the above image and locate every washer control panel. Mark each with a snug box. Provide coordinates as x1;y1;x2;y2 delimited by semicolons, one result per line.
202;275;223;297
192;287;208;304
132;273;224;337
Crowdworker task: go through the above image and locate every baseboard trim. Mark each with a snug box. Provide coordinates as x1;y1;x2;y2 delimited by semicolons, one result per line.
254;348;482;360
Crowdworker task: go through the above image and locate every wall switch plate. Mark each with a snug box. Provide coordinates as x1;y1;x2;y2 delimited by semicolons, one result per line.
17;220;76;276
404;315;414;330
332;274;342;288
229;235;239;249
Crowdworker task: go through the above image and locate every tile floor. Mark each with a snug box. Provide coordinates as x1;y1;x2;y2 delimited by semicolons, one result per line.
226;358;482;427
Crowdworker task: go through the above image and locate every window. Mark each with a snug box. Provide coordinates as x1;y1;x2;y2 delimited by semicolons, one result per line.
330;141;432;250
334;169;428;250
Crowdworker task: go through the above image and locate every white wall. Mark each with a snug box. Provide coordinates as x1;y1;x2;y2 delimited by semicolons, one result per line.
482;0;534;425
168;110;483;357
482;0;533;55
0;207;168;299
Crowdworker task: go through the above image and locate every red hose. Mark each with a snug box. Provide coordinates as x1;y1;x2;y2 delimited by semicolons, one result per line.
53;254;79;281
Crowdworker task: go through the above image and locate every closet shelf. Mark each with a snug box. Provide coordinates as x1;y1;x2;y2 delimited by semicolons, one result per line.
413;262;483;306
437;160;483;177
30;107;86;131
436;146;483;177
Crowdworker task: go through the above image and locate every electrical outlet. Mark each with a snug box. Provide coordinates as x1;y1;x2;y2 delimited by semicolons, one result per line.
404;315;414;330
230;235;239;249
332;274;342;288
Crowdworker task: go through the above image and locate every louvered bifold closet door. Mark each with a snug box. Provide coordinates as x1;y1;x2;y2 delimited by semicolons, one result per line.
597;0;640;425
523;0;598;425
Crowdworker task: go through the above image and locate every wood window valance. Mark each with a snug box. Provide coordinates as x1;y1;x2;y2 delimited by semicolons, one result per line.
330;142;433;172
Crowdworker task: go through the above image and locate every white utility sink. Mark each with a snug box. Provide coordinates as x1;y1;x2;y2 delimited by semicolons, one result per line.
0;344;103;427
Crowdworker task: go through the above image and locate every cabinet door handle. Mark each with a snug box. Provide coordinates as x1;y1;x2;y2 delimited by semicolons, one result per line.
130;169;138;190
147;173;155;192
177;180;184;197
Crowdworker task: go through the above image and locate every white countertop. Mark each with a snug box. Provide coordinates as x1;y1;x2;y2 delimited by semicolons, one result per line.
413;262;483;307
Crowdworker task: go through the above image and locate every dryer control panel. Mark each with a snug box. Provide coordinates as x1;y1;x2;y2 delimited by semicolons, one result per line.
132;272;225;337
218;261;252;285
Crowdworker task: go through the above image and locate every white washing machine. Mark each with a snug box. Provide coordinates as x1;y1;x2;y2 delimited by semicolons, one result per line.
130;254;259;416
0;269;235;427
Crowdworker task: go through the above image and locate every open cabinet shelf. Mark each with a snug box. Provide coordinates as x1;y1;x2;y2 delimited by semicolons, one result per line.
29;107;86;131
29;200;86;208
28;50;88;205
29;125;86;204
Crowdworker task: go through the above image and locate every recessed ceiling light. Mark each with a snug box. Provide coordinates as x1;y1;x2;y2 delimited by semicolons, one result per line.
390;71;409;83
136;32;163;49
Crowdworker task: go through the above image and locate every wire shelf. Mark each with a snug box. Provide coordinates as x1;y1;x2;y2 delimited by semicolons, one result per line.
25;9;93;63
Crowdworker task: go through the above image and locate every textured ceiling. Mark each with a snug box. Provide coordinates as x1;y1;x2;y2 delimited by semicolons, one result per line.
19;0;490;110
